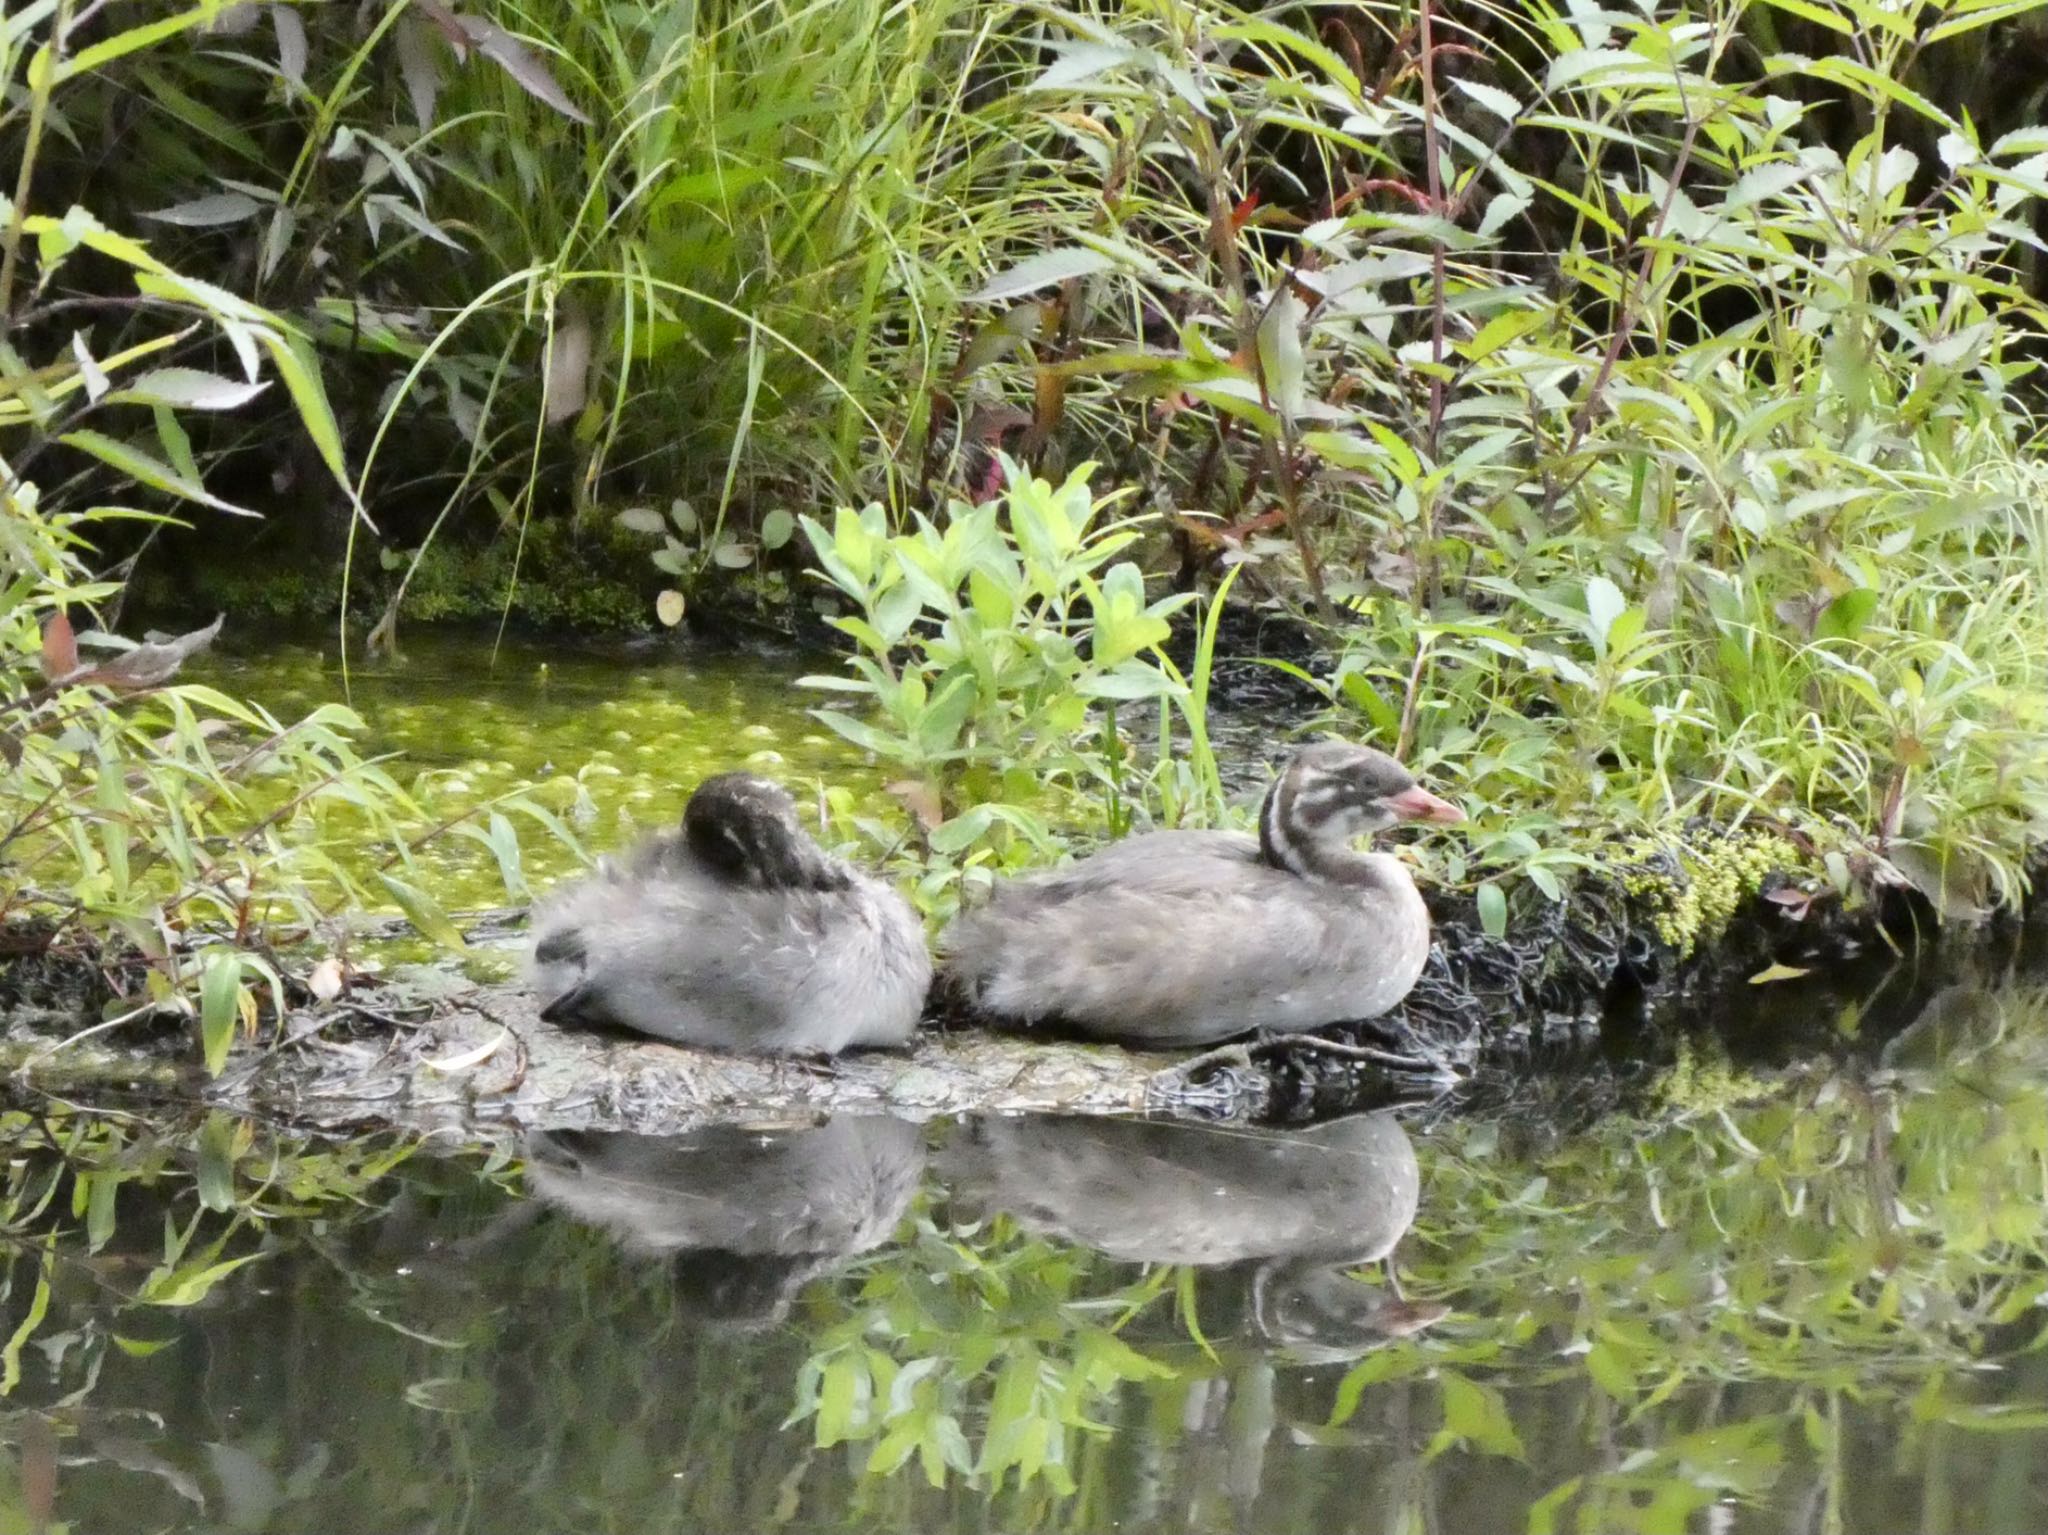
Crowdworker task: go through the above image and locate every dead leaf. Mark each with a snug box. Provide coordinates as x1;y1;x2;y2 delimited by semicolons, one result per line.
411;0;473;58
89;614;225;690
1032;366;1068;437
1369;548;1418;596
885;778;944;831
1372;1297;1451;1337
1748;962;1811;985
0;729;21;768
307;957;345;1002
1763;886;1815;921
394;14;444;130
961;402;1032;444
1773;591;1825;636
543;306;591;425
461;11;591;124
19;1413;54;1534
424;1027;509;1073
40;611;77;681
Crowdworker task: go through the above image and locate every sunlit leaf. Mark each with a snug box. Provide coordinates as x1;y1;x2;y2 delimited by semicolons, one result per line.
965;246;1120;305
377;873;470;952
144;191;267;227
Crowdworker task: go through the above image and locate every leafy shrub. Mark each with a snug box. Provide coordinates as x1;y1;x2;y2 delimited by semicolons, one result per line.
798;461;1218;913
0;4;535;1069
943;0;2048;914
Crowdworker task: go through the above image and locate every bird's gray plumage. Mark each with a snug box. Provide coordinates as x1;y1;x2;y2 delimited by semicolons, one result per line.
939;1111;1439;1357
939;742;1459;1049
525;1117;925;1328
528;773;931;1055
938;1111;1419;1269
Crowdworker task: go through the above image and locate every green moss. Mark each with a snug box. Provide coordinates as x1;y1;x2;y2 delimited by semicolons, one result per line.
1617;827;1803;958
147;518;668;633
399;520;657;632
1651;1039;1774;1113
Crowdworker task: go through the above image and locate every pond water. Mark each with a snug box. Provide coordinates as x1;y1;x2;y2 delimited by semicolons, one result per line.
9;632;2046;1532
6;964;2048;1533
201;628;893;911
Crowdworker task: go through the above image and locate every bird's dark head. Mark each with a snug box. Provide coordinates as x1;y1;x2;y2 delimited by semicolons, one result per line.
1260;742;1463;875
683;773;849;891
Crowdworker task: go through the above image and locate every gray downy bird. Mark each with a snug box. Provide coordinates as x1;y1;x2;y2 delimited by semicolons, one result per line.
525;1116;925;1329
528;772;932;1055
939;741;1465;1050
938;1112;1444;1357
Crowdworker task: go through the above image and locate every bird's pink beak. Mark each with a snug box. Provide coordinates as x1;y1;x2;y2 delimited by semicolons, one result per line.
1385;784;1466;824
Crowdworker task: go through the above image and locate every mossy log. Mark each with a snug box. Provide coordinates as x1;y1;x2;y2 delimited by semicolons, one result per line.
7;827;2027;1137
201;978;1284;1136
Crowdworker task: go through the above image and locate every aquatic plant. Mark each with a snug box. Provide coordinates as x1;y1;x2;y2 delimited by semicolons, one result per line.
797;460;1220;914
0;2;551;1068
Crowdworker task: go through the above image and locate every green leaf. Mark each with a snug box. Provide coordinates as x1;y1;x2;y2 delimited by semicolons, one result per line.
111;1334;176;1358
196;1114;238;1213
199;948;244;1075
58;430;259;517
55;2;225;80
1436;1371;1526;1460
377;873;470;952
815;1352;870;1447
1;1250;51;1394
1756;0;1853;35
928;805;995;854
108;366;269;411
1477;881;1508;939
760;508;796;550
140;1251;265;1307
1815;587;1879;643
1255;290;1308;423
1584;576;1626;650
257;329;352;497
1454;78;1522;122
143;192;267;228
86;1171;118;1252
965;246;1120;305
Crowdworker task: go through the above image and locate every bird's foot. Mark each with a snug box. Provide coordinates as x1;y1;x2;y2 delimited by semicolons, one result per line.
1166;1041;1258;1081
1248;1030;1448;1076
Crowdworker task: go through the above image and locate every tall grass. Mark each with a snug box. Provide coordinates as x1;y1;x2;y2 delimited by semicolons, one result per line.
337;0;1103;631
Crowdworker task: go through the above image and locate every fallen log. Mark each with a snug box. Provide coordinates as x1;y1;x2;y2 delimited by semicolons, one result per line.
200;976;1304;1135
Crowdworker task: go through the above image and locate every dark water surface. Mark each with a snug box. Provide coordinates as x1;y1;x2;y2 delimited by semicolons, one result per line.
7;967;2048;1534
9;634;2044;1531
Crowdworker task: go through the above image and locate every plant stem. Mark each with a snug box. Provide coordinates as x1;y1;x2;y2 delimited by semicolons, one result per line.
1418;0;1448;609
0;0;74;325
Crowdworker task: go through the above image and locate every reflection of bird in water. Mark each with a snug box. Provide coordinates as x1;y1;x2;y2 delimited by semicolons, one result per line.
941;742;1464;1050
524;1115;925;1329
527;772;931;1055
937;1111;1445;1358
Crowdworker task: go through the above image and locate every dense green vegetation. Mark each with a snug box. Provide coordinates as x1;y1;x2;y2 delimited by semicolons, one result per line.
6;0;2048;1052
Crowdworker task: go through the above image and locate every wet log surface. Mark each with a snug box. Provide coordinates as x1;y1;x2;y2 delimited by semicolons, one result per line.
4;862;2037;1139
198;978;1277;1136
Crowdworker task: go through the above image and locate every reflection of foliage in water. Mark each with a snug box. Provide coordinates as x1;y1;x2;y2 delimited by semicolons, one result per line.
1361;981;2048;1532
786;1209;1179;1496
6;984;2048;1532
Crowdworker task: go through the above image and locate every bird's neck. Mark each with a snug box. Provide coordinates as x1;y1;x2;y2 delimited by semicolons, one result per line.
1259;775;1395;890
